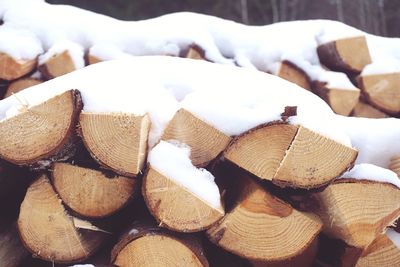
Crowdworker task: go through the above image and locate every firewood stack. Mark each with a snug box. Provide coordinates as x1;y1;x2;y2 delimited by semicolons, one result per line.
0;4;400;267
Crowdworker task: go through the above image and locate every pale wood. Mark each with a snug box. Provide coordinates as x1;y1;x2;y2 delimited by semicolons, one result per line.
87;54;102;65
52;163;138;218
355;234;400;267
207;175;322;262
79;112;151;177
224;124;357;189
314;179;400;249
185;44;205;60
352;100;389;118
17;174;106;263
112;224;209;267
0;53;37;81
358;72;400;114
317;36;372;73
314;81;360;116
0;90;82;166
39;50;77;79
5;78;42;98
143;167;224;232
389;156;400;177
162;109;231;166
276;60;311;90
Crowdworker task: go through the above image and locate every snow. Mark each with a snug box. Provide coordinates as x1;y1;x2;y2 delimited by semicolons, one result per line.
148;140;223;210
318;71;358;90
387;229;400;249
38;40;85;69
0;27;43;60
0;57;352;148
340;163;400;188
362;59;400;76
336;116;400;168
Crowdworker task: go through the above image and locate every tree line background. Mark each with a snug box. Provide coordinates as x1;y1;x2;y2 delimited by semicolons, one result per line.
46;0;399;37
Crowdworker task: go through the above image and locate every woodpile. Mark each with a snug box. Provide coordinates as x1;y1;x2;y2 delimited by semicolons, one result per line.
0;4;400;267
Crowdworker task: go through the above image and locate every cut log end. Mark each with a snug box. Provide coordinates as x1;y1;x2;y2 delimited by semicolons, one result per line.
52;163;138;218
352;100;389;118
358;73;400;115
5;78;42;98
224;123;357;189
206;175;321;262
111;224;209;267
314;179;400;249
276;60;311;90
17;174;106;263
39;50;77;79
162;109;231;166
0;53;37;81
184;44;206;60
143;167;224;232
0;90;82;166
389;156;400;177
79;112;151;177
317;36;371;73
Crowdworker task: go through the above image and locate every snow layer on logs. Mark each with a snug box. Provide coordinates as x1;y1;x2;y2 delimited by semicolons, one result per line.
148;140;222;210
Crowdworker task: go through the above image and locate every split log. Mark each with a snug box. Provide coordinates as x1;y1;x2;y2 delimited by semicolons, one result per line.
206;175;322;262
18;174;107;263
184;44;206;60
52;163;138;218
0;90;82;167
276;60;311;90
111;223;209;266
87;54;102;65
79;112;151;177
313;81;360;116
224;123;357;189
317;36;371;74
313;179;400;249
143;167;224;232
357;72;400;115
389;156;400;177
0;219;29;267
0;53;37;81
4;78;42;98
352;100;389;118
162;109;231;166
39;50;77;79
355;232;400;267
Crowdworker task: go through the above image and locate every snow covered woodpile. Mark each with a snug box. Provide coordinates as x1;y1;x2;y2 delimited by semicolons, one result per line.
0;1;400;266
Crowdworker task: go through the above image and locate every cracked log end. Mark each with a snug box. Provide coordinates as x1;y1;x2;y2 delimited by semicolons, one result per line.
276;60;311;90
143;167;224;232
0;90;82;166
314;179;400;249
317;36;371;73
39;50;78;79
162;109;232;167
0;53;37;81
52;163;138;218
206;175;322;262
79;112;151;177
224;123;357;189
17;174;106;263
5;78;42;98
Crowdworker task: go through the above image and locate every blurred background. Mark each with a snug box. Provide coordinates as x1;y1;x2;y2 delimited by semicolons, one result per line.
46;0;399;37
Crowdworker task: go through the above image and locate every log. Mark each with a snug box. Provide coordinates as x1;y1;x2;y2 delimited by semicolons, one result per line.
79;112;151;177
206;175;322;262
143;167;224;232
224;123;357;189
317;36;371;74
52;163;138;218
184;44;206;60
0;219;29;267
313;81;360;116
0;53;37;81
4;78;42;98
87;54;102;65
39;50;77;79
389;156;400;177
276;60;311;90
357;72;400;115
162;109;232;166
355;231;400;267
352;100;389;118
313;179;400;249
18;174;107;263
0;90;82;167
111;223;209;266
